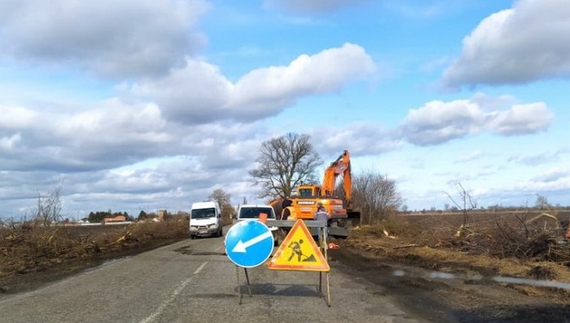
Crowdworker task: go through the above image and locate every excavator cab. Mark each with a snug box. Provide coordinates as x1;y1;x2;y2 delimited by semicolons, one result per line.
297;185;321;197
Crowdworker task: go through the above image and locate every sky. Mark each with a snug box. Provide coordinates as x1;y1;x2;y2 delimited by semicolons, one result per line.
0;0;569;220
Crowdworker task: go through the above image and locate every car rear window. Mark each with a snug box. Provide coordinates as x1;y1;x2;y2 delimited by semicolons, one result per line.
239;207;275;219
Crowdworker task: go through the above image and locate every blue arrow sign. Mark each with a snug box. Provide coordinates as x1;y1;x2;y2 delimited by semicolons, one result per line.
225;220;274;268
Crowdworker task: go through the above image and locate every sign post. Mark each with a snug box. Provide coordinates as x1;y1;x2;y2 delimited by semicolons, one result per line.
268;220;331;306
224;220;274;304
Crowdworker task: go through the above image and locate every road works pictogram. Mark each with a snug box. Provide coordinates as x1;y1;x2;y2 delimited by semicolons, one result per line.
268;220;330;272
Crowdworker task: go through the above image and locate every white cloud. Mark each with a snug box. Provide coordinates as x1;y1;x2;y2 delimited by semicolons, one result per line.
510;150;566;167
130;59;233;123
0;133;21;150
441;0;570;88
131;43;376;123
401;99;485;145
0;105;38;128
230;43;376;116
401;95;554;146
488;103;554;135
311;122;403;156
455;151;483;163
0;0;209;78
0;99;177;172
515;176;570;193
470;92;515;110
59;100;171;145
532;167;569;183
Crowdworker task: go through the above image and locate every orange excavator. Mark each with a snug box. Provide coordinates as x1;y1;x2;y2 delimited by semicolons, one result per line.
270;150;360;238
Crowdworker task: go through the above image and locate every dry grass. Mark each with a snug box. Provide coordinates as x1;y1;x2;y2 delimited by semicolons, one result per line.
341;213;570;302
0;220;189;278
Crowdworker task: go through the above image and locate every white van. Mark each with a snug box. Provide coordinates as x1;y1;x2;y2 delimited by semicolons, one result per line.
190;201;223;238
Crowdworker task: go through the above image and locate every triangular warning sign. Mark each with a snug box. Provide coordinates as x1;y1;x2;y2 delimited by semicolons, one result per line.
268;220;330;272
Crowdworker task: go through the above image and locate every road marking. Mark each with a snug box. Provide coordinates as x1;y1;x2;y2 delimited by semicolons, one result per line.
139;261;209;323
194;261;207;275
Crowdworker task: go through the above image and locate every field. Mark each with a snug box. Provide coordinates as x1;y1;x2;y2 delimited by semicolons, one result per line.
400;209;570;229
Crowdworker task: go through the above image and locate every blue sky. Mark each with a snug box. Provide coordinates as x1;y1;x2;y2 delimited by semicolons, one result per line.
0;0;568;219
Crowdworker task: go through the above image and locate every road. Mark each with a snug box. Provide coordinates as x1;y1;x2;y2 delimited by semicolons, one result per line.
0;230;432;323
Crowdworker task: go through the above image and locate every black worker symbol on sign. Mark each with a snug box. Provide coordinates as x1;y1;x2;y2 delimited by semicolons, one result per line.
287;239;316;262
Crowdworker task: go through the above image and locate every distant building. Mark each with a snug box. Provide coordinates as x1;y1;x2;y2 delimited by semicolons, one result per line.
158;210;167;221
103;215;127;224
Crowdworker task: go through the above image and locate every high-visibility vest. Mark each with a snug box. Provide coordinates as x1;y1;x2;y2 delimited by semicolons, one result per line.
281;206;296;220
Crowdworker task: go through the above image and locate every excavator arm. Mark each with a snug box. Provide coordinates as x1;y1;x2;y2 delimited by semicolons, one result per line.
322;150;352;205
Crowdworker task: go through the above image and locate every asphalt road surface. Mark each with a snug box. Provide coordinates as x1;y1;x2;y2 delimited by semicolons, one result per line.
0;231;432;323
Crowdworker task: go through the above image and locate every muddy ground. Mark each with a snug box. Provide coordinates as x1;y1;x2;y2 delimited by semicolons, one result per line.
329;247;570;323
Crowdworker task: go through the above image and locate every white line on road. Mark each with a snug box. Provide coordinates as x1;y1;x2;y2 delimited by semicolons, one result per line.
139;261;209;323
194;261;207;275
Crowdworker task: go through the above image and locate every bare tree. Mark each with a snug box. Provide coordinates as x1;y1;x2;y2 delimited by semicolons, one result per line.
534;194;550;210
208;188;232;208
208;189;235;224
34;181;64;226
249;133;321;199
443;182;477;228
352;171;403;225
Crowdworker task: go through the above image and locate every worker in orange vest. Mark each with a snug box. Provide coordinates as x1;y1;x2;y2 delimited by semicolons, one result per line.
280;199;296;220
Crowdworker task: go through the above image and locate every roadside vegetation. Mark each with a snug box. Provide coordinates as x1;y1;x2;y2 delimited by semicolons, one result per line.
0;180;240;295
0;218;189;293
340;206;570;302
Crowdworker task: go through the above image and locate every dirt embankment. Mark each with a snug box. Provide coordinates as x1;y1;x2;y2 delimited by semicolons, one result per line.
331;216;570;323
0;221;189;295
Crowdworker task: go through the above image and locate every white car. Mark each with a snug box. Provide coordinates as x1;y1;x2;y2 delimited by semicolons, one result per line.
235;204;279;245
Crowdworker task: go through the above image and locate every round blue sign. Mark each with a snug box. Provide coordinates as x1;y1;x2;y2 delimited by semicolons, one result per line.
225;221;274;268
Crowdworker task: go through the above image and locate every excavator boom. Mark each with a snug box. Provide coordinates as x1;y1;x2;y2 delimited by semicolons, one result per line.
322;150;352;203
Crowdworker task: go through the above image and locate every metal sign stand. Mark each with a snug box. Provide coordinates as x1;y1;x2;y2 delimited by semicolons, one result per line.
225;220;274;305
317;226;331;306
236;266;252;305
228;220;331;306
268;220;331;307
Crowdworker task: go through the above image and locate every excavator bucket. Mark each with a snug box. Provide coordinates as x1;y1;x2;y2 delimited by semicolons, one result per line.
329;226;349;239
347;210;361;227
329;211;360;239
